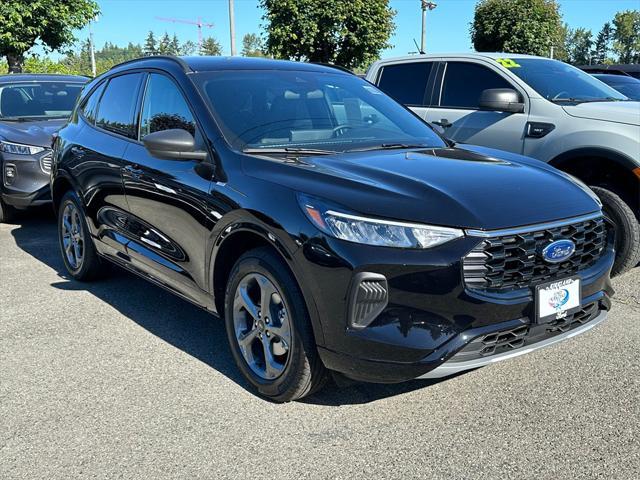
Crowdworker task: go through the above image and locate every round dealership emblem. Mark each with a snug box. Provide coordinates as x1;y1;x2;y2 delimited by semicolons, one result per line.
542;239;576;263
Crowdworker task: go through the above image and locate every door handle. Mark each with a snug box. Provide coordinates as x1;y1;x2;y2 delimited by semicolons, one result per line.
432;119;453;128
122;164;144;178
70;146;85;157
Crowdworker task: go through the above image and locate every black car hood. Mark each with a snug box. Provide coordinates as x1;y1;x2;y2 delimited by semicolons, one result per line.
244;144;601;231
0;118;67;148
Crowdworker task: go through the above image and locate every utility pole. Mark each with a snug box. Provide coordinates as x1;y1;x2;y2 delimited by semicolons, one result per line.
229;0;237;56
420;1;437;54
89;23;96;77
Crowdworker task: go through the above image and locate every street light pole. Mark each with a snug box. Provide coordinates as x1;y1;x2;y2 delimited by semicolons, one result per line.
89;20;97;77
229;0;237;56
420;1;437;54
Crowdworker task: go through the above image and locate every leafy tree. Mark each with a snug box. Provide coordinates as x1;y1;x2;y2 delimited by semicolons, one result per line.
471;0;563;57
170;34;181;56
564;27;593;65
612;10;640;63
241;33;265;57
180;40;198;56
593;22;614;64
200;37;222;56
0;0;100;72
261;0;395;70
158;32;172;55
144;31;158;56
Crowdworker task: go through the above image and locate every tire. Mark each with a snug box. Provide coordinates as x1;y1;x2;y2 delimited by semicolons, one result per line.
224;247;329;402
0;197;17;223
590;186;640;276
57;190;105;281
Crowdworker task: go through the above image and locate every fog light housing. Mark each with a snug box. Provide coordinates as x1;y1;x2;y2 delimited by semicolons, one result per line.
348;272;388;329
4;164;16;186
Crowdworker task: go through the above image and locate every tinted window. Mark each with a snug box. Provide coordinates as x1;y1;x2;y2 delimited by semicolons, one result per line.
0;81;84;119
95;73;143;139
377;62;432;105
140;74;196;138
195;70;446;152
81;82;106;124
441;62;512;109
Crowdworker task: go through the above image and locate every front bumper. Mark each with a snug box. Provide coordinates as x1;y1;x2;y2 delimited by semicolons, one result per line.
1;151;52;208
298;215;615;384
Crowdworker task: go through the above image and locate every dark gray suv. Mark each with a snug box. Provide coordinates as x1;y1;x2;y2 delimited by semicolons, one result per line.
0;74;86;222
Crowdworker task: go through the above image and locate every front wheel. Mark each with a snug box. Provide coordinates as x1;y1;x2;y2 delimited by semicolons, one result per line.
0;197;17;223
590;186;640;276
224;247;328;402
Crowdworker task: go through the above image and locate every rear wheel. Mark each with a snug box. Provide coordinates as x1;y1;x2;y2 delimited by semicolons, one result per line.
0;198;17;223
224;247;328;402
590;186;640;276
57;190;105;281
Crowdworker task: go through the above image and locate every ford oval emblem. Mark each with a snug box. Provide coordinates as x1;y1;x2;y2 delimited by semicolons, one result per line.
542;239;576;263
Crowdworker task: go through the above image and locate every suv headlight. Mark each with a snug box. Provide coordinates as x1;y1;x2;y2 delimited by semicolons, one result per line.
0;140;45;156
298;193;463;249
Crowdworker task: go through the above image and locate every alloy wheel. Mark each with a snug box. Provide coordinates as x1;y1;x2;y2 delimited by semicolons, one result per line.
61;203;85;270
232;273;292;380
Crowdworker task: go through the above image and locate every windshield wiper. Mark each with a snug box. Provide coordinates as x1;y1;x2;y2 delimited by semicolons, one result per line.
242;147;336;155
347;143;434;153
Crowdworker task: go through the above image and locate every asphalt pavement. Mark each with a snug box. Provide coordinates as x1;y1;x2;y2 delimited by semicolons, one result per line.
1;210;639;479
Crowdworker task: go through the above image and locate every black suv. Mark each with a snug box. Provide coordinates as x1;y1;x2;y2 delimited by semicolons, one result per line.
52;57;614;401
0;74;86;222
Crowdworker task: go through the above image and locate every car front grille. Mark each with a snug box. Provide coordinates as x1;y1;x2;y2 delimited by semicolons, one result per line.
39;151;53;174
463;216;606;292
449;302;601;363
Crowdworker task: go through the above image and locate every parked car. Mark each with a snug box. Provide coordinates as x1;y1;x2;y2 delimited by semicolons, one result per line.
0;74;87;222
366;53;640;275
52;56;614;401
579;63;640;80
592;73;640;101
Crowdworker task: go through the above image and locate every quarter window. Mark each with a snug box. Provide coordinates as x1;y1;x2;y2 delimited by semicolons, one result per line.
140;74;197;139
95;73;144;139
377;62;433;106
80;82;106;124
440;62;512;109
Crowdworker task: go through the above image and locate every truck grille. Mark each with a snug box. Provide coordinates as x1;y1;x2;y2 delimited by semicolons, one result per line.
463;217;606;292
39;151;53;174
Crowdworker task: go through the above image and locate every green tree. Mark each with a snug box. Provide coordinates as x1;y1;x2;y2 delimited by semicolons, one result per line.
144;31;158;56
612;10;640;63
0;0;100;72
158;32;172;55
200;37;222;56
241;33;265;57
564;27;593;65
471;0;563;57
593;22;614;64
261;0;395;70
180;40;198;56
170;34;181;56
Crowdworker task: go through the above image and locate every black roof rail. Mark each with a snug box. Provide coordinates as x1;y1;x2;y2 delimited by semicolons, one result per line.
110;55;191;73
309;62;355;75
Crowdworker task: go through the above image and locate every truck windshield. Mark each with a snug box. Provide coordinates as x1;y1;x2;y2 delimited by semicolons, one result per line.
194;69;446;152
0;81;85;120
505;58;628;103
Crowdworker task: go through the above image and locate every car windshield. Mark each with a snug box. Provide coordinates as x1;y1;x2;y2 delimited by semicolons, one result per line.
594;75;640;101
504;58;628;103
194;69;446;152
0;81;84;120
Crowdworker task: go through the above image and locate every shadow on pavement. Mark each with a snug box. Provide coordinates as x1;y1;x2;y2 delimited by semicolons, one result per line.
10;212;459;405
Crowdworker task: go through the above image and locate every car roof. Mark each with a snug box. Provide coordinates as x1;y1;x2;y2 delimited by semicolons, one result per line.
371;52;544;64
593;73;640;83
0;73;89;84
110;55;351;75
580;64;640;74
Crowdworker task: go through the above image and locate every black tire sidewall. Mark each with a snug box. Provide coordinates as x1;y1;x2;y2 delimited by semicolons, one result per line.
224;250;317;401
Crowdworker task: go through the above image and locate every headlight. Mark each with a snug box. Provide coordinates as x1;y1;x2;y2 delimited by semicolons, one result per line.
0;140;45;156
298;193;463;249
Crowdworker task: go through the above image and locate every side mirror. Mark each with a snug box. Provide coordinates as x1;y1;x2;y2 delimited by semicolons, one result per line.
142;129;207;161
478;88;525;114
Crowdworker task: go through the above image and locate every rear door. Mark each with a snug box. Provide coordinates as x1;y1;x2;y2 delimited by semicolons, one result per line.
425;60;529;154
121;72;214;305
374;60;438;120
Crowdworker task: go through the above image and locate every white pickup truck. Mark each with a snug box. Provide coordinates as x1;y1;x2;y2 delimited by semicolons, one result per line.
366;53;640;275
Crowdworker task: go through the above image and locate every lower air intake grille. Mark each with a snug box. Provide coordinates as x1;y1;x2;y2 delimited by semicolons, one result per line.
39;151;53;174
348;273;388;329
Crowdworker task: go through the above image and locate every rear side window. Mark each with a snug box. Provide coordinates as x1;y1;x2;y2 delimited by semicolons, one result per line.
80;82;106;124
377;62;433;106
140;74;197;138
95;73;144;139
440;62;512;109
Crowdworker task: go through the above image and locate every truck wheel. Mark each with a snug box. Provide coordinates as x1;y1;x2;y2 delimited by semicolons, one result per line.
224;247;329;402
590;186;640;276
0;198;17;224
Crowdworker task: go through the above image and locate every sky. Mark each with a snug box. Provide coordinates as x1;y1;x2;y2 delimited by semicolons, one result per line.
62;0;640;58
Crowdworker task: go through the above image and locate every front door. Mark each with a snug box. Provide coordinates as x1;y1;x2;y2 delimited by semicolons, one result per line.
424;61;529;154
121;72;214;305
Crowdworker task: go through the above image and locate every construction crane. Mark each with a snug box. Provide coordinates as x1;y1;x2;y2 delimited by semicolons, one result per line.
155;16;214;53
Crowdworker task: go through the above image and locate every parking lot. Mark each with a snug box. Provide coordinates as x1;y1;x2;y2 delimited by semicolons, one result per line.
1;210;639;479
